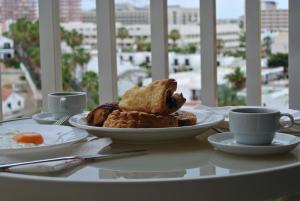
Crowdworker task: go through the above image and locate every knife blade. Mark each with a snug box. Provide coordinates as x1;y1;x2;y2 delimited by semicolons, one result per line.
0;149;146;171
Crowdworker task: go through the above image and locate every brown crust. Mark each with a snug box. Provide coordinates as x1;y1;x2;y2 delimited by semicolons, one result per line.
103;110;178;128
171;111;197;126
86;102;119;126
119;79;186;115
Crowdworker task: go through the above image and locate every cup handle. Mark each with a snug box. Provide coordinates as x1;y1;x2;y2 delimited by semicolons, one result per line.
279;113;295;129
60;97;67;110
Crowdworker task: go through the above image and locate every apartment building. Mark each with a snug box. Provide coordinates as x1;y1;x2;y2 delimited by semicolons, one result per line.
61;22;241;51
83;3;199;25
59;0;82;22
261;0;288;32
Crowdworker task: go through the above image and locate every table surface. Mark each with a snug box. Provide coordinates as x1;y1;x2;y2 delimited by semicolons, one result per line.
1;118;300;182
3;120;300;182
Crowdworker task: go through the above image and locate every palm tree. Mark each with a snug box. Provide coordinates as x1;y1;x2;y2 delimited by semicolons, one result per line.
117;27;129;50
74;48;91;72
218;85;245;106
262;36;272;57
5;18;91;92
82;71;99;110
134;36;145;52
63;30;83;50
216;39;225;56
225;67;246;90
169;29;181;48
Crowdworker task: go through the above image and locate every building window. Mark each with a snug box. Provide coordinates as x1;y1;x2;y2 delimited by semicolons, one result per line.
4;53;11;59
129;56;134;62
17;101;21;106
174;58;178;66
3;43;11;49
173;11;177;24
7;103;12;109
145;56;150;63
185;59;190;66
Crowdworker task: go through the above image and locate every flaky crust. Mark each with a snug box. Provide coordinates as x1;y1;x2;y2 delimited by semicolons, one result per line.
119;79;186;115
103;110;178;128
86;102;119;126
171;111;197;126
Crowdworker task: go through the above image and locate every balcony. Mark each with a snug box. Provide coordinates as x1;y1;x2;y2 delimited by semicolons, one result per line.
0;0;300;200
0;0;298;120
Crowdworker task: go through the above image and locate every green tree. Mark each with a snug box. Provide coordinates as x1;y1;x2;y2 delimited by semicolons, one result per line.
262;36;272;57
134;36;145;52
169;29;181;49
4;18;91;92
81;71;99;110
239;32;246;48
268;53;288;74
117;27;129;50
218;85;245;106
216;39;225;55
225;67;246;90
74;48;91;72
62;29;83;50
223;50;246;59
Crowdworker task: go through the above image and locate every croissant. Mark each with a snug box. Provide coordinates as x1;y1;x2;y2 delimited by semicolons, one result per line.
86;102;119;126
119;79;186;115
103;110;178;128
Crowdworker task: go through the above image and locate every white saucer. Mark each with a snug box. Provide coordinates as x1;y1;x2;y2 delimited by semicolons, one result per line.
32;112;58;124
208;132;300;155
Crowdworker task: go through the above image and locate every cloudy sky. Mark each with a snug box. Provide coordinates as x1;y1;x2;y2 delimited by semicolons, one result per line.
82;0;288;19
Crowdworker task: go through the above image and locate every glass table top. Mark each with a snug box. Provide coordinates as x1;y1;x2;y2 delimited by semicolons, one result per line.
1;119;300;181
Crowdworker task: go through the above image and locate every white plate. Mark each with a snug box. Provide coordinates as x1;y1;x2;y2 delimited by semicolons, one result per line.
208;132;300;155
32;112;58;124
69;110;224;143
0;124;88;154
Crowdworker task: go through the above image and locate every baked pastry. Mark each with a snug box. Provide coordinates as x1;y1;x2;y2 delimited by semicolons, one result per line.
171;111;197;126
86;102;119;126
103;110;178;128
119;79;186;115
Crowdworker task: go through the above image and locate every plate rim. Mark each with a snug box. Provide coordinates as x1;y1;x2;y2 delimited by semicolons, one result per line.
68;110;225;132
0;124;88;154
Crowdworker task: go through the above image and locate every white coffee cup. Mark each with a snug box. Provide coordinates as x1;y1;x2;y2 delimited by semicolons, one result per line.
229;107;294;145
48;92;86;119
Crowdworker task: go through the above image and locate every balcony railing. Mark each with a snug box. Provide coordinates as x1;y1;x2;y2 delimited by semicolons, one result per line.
0;0;299;120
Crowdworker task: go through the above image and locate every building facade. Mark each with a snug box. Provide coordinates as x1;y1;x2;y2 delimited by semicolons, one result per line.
0;0;36;23
61;22;240;51
0;36;14;60
259;0;288;32
83;4;200;25
261;9;288;32
59;0;82;22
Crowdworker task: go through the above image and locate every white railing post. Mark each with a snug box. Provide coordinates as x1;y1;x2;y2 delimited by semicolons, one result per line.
200;0;217;106
39;0;62;111
245;0;261;106
150;0;169;80
96;0;118;103
289;0;300;110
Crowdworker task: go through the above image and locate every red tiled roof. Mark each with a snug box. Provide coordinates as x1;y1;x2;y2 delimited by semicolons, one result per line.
1;87;12;101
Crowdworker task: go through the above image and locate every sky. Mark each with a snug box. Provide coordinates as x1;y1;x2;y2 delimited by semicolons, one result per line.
82;0;288;19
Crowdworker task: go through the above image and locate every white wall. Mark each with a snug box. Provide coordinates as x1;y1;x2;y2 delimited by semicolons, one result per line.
2;93;25;115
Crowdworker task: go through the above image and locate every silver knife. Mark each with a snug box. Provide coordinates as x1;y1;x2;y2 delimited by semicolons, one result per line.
0;149;146;171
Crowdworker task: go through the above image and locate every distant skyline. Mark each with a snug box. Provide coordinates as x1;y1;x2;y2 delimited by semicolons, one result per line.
82;0;288;19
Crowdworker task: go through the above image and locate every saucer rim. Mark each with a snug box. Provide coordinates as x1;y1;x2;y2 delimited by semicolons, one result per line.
32;112;58;123
208;132;300;149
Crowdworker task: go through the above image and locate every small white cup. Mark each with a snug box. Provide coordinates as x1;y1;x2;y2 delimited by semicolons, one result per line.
229;107;294;145
48;92;86;119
